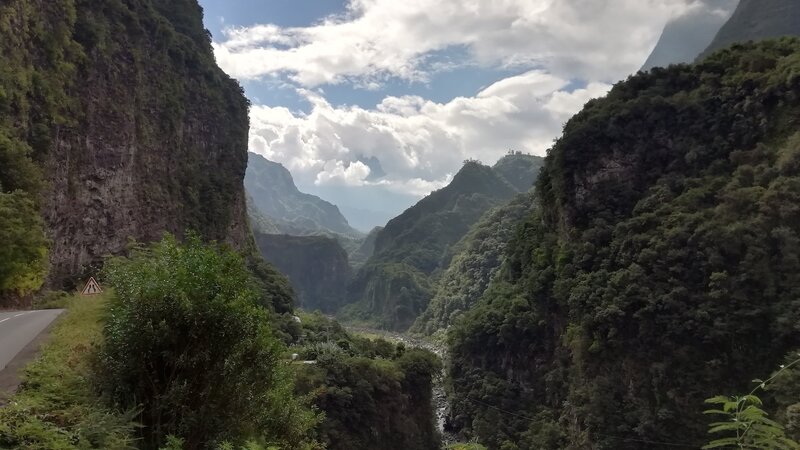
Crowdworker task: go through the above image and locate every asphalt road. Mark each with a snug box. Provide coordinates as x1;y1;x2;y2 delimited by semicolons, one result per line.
0;309;64;372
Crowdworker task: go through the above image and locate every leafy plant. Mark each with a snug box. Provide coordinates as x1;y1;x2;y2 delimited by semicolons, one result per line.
99;235;320;450
704;357;800;449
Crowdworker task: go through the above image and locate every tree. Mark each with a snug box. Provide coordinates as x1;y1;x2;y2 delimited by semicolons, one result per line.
98;235;319;450
0;191;48;296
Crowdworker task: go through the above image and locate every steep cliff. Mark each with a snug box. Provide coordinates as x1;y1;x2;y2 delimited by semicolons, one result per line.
700;0;800;58
448;40;800;449
255;233;351;313
246;152;360;237
641;0;737;70
343;161;523;330
0;0;252;290
411;192;536;335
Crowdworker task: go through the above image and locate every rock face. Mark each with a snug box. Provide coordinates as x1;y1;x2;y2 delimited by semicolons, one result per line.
700;0;800;58
1;0;252;286
642;0;738;70
246;153;360;237
255;233;351;313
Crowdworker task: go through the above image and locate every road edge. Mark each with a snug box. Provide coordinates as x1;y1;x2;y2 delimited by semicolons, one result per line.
0;311;64;402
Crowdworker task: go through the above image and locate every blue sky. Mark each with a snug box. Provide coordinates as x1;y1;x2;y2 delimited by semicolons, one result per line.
200;0;522;113
196;0;728;230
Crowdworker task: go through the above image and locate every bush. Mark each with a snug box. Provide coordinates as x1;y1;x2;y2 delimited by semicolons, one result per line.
0;191;49;297
98;235;319;450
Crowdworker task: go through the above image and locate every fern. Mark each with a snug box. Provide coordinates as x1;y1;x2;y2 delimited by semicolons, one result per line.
704;356;800;449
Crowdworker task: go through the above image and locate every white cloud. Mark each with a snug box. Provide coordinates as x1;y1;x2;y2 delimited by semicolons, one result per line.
315;160;372;186
221;0;712;216
213;0;698;87
248;71;612;198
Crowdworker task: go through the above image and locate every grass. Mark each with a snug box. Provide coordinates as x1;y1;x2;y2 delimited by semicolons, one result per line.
0;292;136;449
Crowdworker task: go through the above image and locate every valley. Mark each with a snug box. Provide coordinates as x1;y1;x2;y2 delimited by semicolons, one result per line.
1;0;800;449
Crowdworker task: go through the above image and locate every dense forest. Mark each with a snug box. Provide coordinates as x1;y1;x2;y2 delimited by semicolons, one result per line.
411;192;537;335
447;39;800;449
292;313;441;450
343;154;543;331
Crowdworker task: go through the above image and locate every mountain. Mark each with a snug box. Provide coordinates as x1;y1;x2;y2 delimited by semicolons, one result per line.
349;226;383;268
245;152;361;237
342;160;533;331
492;152;546;192
338;205;395;233
700;0;800;58
448;40;800;449
641;0;738;70
0;0;252;297
255;233;351;313
410;192;536;335
246;194;281;234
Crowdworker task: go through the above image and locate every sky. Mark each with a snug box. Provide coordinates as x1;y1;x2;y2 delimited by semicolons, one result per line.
198;0;736;230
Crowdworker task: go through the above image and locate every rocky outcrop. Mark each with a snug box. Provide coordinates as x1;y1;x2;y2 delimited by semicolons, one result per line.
1;0;252;286
246;153;360;237
700;0;800;58
255;233;351;312
641;0;737;70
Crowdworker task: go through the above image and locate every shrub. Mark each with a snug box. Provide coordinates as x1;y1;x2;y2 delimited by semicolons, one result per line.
98;235;319;450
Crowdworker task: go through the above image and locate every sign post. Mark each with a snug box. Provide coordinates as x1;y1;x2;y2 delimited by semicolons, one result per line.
81;277;103;296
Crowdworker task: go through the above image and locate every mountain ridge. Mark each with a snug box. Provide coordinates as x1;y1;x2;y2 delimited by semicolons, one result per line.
245;152;361;238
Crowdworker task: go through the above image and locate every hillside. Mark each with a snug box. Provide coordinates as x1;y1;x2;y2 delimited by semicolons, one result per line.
410;192;536;335
255;233;351;313
0;0;253;298
641;0;737;70
491;153;545;192
349;226;383;268
246;152;360;237
343;161;522;330
700;0;800;58
448;39;800;449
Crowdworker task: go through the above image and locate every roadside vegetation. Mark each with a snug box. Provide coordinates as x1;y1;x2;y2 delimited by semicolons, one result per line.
0;292;136;449
0;236;442;450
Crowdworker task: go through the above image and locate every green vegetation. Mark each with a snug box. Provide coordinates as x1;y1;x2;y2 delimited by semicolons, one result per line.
411;193;536;335
491;152;544;192
99;236;319;450
0;293;137;449
0;0;80;301
343;161;531;330
704;355;800;449
1;0;255;289
446;445;488;450
448;39;800;449
0;193;49;297
291;314;442;450
347;226;382;269
254;233;351;313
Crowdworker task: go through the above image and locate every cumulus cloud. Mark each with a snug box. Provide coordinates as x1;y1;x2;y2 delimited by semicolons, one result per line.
213;0;699;87
248;71;612;196
217;0;709;215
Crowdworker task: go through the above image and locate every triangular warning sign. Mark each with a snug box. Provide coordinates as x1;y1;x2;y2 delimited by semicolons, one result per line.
81;277;103;296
